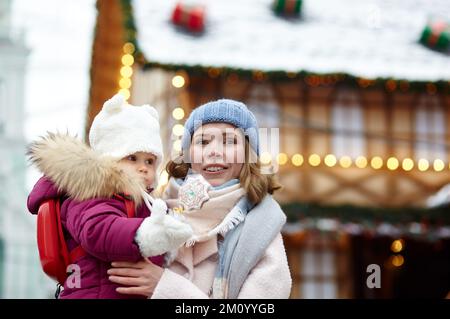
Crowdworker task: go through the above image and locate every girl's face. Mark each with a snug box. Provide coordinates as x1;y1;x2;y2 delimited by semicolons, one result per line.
190;123;245;187
118;152;157;192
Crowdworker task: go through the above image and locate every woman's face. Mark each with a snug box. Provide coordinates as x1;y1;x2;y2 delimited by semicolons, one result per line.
189;123;245;187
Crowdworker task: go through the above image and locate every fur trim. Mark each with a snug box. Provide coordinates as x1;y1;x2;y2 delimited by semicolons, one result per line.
135;199;193;257
27;132;145;203
163;249;179;267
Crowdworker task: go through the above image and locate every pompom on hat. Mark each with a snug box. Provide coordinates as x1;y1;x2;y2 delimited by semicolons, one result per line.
89;94;164;166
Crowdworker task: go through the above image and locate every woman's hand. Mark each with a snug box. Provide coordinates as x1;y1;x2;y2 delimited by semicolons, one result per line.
107;259;164;297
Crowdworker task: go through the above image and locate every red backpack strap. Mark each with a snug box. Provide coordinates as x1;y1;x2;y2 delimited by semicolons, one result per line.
114;193;135;218
55;198;71;266
124;199;135;218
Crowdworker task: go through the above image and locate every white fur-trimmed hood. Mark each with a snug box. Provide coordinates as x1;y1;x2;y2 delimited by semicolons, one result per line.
27;132;145;204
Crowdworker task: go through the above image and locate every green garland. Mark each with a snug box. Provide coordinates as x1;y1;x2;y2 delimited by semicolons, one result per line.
282;202;450;225
119;0;449;94
142;61;449;94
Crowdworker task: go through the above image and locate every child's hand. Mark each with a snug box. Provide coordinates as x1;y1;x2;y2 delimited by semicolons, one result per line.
135;200;193;257
151;198;168;218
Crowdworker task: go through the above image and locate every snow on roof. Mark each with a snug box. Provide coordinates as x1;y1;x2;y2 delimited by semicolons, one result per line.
132;0;450;81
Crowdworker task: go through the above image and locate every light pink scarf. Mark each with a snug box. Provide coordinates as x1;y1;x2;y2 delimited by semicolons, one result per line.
163;178;246;245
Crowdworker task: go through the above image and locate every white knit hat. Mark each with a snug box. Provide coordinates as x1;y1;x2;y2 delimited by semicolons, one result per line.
89;94;164;167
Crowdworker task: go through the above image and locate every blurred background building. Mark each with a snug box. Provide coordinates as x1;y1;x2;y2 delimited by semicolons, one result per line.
0;0;95;298
1;0;449;298
0;0;49;298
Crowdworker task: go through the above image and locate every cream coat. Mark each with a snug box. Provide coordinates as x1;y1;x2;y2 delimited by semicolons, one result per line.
152;226;292;298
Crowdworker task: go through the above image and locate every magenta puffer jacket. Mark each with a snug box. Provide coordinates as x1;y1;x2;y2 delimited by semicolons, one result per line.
27;176;164;299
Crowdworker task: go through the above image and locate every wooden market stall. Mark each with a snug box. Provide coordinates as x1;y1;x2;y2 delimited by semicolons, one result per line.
88;0;450;298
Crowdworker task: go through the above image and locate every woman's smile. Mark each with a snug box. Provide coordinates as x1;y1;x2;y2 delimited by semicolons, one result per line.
202;163;229;174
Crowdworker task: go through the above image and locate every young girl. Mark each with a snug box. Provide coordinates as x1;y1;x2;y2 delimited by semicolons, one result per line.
26;94;192;299
108;99;292;298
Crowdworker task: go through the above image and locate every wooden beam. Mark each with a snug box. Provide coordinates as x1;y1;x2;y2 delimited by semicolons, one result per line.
384;91;396;202
301;83;311;199
86;0;125;142
308;168;387;205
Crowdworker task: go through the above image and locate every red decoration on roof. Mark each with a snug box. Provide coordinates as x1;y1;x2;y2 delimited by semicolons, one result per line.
171;2;205;33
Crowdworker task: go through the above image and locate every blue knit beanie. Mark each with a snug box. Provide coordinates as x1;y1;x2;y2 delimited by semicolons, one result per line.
181;99;260;155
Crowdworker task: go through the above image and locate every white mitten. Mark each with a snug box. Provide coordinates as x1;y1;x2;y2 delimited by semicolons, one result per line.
135;199;193;257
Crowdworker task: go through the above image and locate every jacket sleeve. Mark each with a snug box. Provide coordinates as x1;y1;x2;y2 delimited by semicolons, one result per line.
151;233;292;299
65;199;145;262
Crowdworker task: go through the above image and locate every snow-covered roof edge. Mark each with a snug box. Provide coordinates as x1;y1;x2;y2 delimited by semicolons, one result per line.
120;0;450;93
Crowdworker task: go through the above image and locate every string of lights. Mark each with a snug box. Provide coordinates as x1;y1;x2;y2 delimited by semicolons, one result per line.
116;39;450;173
117;42;135;100
118;0;450;172
162;72;450;173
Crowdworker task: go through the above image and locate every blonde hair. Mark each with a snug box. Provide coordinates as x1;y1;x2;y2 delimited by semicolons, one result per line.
165;139;282;205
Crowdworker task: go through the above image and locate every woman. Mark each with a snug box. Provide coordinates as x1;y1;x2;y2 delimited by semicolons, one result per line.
108;99;292;298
